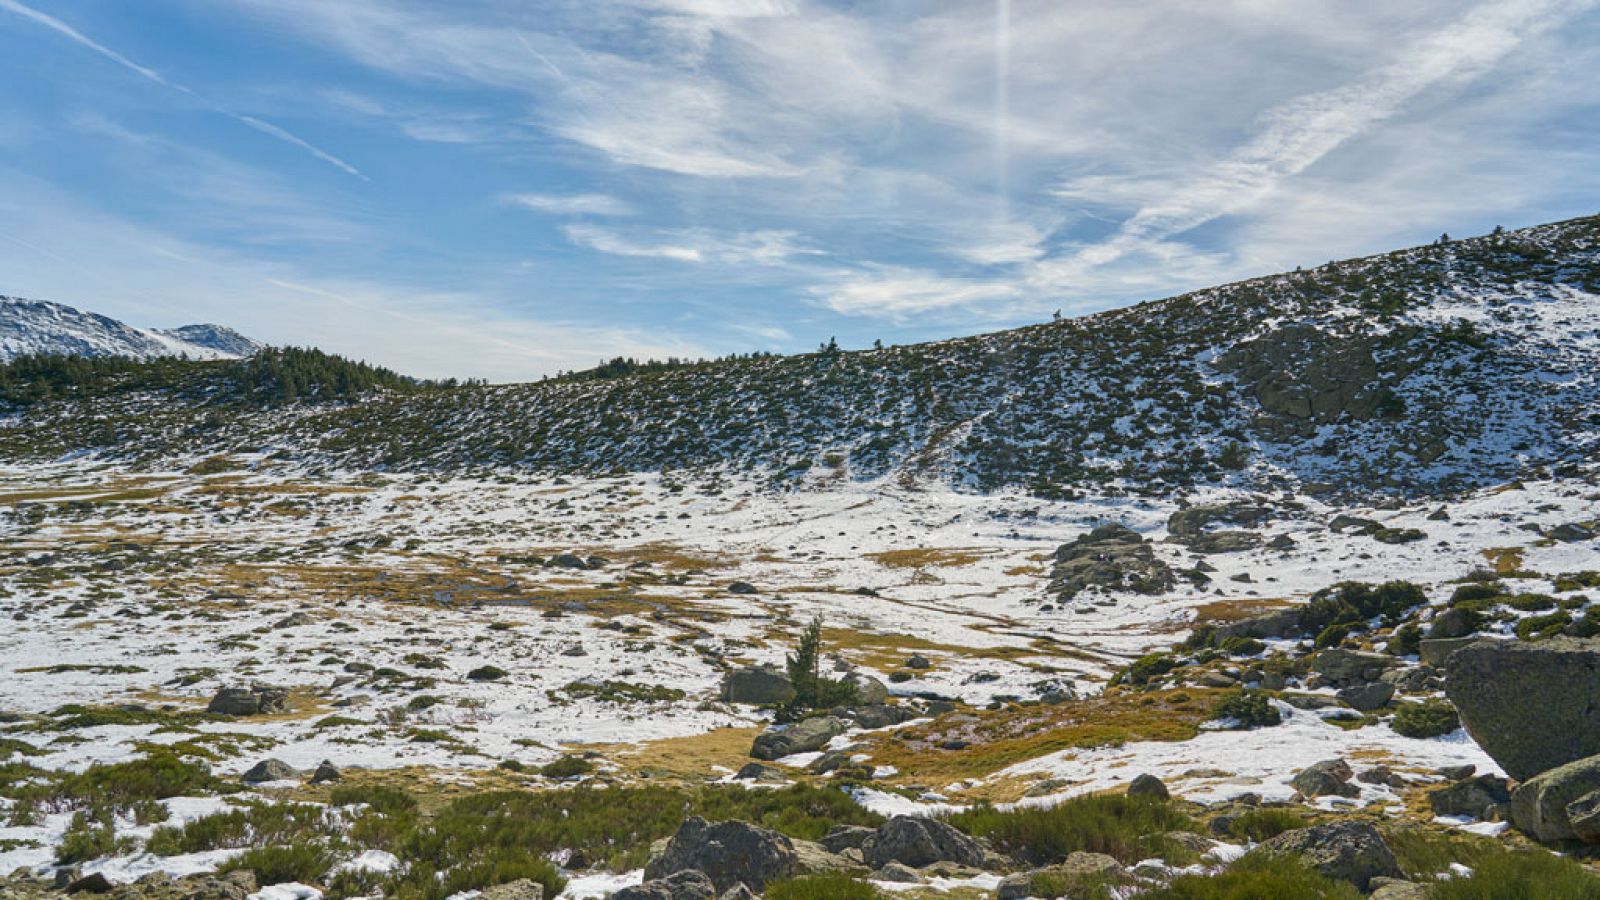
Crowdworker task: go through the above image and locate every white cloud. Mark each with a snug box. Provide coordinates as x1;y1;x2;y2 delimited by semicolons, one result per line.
563;224;816;266
503;193;635;216
815;267;1021;316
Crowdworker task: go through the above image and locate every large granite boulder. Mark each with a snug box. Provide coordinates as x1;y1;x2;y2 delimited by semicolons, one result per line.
1510;755;1600;842
1252;821;1403;891
610;870;716;900
750;717;846;761
1047;524;1176;601
207;685;289;716
861;816;988;870
643;817;797;893
1446;637;1600;780
720;666;796;705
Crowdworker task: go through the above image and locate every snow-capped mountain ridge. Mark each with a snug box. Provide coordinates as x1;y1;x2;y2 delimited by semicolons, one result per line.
0;296;262;362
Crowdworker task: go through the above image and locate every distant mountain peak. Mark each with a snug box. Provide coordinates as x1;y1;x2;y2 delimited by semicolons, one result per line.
0;296;263;362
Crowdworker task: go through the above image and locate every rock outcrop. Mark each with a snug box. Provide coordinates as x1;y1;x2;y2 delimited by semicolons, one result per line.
1446;637;1600;780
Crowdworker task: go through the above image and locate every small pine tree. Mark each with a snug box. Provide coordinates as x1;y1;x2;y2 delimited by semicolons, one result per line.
781;617;858;720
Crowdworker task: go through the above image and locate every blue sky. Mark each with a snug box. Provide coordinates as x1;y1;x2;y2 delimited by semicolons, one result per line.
0;0;1597;381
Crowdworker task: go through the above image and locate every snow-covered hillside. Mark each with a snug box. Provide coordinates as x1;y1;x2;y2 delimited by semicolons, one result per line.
0;296;262;362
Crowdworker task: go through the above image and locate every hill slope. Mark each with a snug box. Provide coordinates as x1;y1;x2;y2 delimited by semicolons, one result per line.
0;296;262;362
3;216;1597;497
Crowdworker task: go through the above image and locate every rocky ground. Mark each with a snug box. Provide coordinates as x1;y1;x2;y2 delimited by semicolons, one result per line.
1;456;1599;898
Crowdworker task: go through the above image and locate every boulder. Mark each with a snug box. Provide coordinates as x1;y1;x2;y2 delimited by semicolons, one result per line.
1418;637;1477;668
611;870;717;900
1216;607;1304;640
308;760;342;785
1446;637;1600;780
1126;773;1170;801
480;879;545;900
844;673;889;705
64;872;113;895
847;705;916;729
1167;502;1273;539
643;817;797;893
717;887;759;900
721;666;796;705
861;816;987;870
996;853;1124;900
1185;531;1264;554
1313;649;1398;687
727;582;759;595
874;862;921;883
1369;880;1430;900
1048;524;1176;601
750;717;846;760
1565;790;1600;842
1337;682;1395;712
1292;759;1358;799
207;685;289;717
242;759;297;783
1511;755;1600;842
735;763;787;784
1428;775;1511;820
820;825;875;854
1429;608;1478;640
1253;820;1403;891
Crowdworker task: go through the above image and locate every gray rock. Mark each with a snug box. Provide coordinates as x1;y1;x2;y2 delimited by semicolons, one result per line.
1168;502;1273;539
1337;682;1395;712
1048;524;1176;601
480;879;545;900
727;582;759;595
995;853;1124;900
820;825;875;854
1127;773;1170;801
845;672;889;705
1216;607;1305;640
1370;880;1430;900
242;758;297;783
1428;775;1510;820
643;817;797;893
906;654;932;670
1185;530;1264;554
1292;759;1358;799
1429;608;1478;640
721;666;796;705
1565;790;1600;842
611;870;717;900
207;685;289;717
735;762;787;784
848;704;917;729
1313;649;1398;686
1252;820;1403;890
874;862;922;883
64;872;113;895
1447;637;1600;780
1419;637;1478;667
750;716;846;760
861;815;987;870
717;886;759;900
1511;754;1600;842
308;760;342;784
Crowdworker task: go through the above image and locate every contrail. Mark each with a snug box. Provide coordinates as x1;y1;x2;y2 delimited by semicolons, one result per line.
0;0;366;180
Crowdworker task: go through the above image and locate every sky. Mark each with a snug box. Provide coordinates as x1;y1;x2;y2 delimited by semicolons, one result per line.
0;1;1597;381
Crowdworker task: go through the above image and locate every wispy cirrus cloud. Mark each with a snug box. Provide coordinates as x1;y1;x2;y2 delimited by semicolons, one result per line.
563;223;816;266
0;0;366;179
504;193;635;217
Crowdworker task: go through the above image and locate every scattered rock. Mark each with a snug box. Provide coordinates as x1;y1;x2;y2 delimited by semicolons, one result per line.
64;872;113;895
721;666;796;705
820;825;875;854
1429;775;1510;820
750;717;846;760
1447;637;1600;780
1313;649;1399;687
1337;682;1395;712
242;758;297;783
611;870;717;900
873;862;922;883
844;672;889;705
207;685;289;717
1511;754;1600;842
1252;820;1403;891
727;582;759;595
1127;773;1170;801
1292;759;1358;799
643;817;797;893
308;760;342;785
905;654;932;670
1047;524;1176;602
735;763;786;784
861;815;987;870
480;879;545;900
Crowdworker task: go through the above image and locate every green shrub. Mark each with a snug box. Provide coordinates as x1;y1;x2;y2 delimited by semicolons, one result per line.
1389;623;1422;657
1517;611;1571;641
432;848;566;899
1506;593;1557;612
1300;581;1427;636
1141;852;1361;899
328;785;418;817
56;810;131;864
948;794;1197;866
1391;699;1460;738
1452;583;1505;605
1211;690;1281;730
467;665;509;681
539;756;594;779
1117;653;1179;687
1429;848;1600;899
1225;807;1309;842
219;843;337;886
1219;636;1266;657
766;872;883;900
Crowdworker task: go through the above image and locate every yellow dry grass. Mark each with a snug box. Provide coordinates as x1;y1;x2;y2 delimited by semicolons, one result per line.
867;547;990;569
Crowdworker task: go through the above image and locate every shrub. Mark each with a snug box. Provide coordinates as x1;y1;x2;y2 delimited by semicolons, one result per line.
539;756;594;779
1517;611;1572;641
1452;583;1505;605
1299;581;1426;638
1391;699;1460;738
1389;623;1422;657
1211;690;1281;730
467;665;508;681
780;617;858;721
433;848;566;899
1219;636;1266;657
948;794;1197;866
1505;593;1557;612
219;843;338;886
1429;848;1600;899
1117;652;1179;687
766;872;882;900
1225;807;1309;842
1141;852;1362;899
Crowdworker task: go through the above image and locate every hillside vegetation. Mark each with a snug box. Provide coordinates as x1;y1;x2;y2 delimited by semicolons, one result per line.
2;217;1596;497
